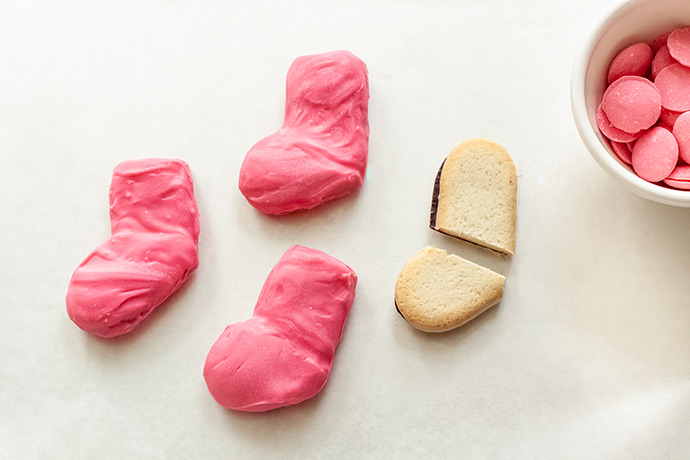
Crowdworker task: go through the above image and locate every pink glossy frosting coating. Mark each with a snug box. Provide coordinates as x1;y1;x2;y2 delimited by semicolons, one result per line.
66;159;199;338
203;245;356;412
238;50;369;215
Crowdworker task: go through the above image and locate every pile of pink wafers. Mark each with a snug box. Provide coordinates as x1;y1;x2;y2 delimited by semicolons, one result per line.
597;27;690;190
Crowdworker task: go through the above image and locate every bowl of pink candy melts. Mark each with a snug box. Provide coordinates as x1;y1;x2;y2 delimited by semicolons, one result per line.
572;0;690;206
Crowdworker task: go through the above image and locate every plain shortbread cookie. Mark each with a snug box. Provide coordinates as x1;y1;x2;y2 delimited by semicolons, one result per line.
430;138;517;256
395;246;505;332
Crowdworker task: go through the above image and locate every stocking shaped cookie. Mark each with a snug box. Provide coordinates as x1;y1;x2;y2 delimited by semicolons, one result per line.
66;159;199;338
203;245;356;412
238;50;369;215
430;138;517;255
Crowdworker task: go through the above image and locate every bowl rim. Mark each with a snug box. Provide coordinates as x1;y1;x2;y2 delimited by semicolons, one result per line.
570;0;690;206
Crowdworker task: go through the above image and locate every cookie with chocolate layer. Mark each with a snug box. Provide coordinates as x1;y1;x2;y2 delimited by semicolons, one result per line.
395;246;505;332
430;138;517;256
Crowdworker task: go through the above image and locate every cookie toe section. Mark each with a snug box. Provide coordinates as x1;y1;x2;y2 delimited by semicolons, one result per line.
66;232;198;338
203;319;326;412
395;246;505;333
239;134;365;215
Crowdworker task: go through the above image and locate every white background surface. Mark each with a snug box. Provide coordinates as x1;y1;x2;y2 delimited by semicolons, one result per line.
2;0;689;458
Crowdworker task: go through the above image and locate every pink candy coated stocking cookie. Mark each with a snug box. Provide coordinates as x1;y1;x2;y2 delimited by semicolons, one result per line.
203;245;356;412
238;50;369;215
66;159;200;338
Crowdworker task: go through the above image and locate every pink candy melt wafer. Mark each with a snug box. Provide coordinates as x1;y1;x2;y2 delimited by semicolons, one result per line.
660;108;684;126
596;105;642;143
658;121;674;132
667;27;690;67
655;63;690;112
610;141;633;165
651;31;672;53
663;164;690;189
631;127;678;182
651;45;677;79
672;111;690;163
607;42;653;84
601;76;661;133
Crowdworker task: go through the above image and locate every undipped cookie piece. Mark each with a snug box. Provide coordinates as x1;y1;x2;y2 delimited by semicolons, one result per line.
395;246;505;333
430;138;517;256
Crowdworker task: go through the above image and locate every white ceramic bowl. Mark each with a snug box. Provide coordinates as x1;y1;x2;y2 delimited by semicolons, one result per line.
571;0;690;206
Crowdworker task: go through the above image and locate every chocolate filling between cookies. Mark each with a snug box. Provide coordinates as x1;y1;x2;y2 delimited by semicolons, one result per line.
429;159;445;229
394;300;405;318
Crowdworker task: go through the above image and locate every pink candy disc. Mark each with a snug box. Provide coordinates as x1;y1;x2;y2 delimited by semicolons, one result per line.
658;121;674;132
631;126;679;182
596;105;642;142
651;45;677;79
667;27;690;67
655;63;690;112
651;31;671;53
672;111;690;164
607;42;653;84
663;164;690;189
601;76;662;133
610;140;633;165
660;108;684;126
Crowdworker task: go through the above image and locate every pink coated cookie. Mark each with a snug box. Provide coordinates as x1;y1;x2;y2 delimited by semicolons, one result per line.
667;27;690;67
655;63;690;112
203;245;356;412
596;105;642;143
672;111;690;164
631;127;679;182
610;140;633;165
238;50;369;215
66;159;200;338
663;164;690;189
607;42;653;84
601;76;661;134
651;45;677;79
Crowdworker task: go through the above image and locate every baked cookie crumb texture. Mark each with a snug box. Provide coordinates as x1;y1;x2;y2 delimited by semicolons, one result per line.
430;138;517;256
394;246;505;333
